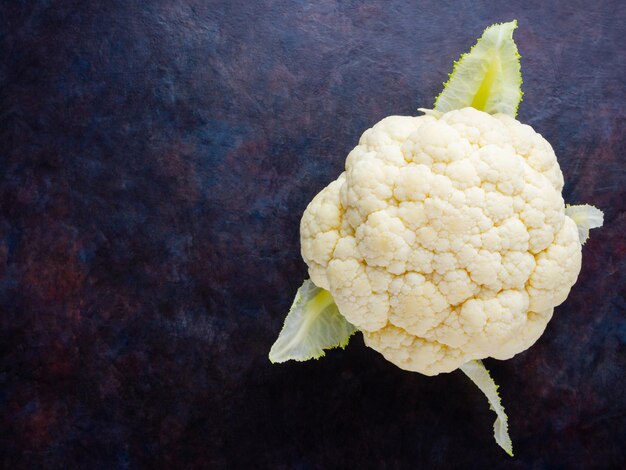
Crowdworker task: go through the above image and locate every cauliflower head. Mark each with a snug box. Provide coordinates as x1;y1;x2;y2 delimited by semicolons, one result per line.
300;107;582;376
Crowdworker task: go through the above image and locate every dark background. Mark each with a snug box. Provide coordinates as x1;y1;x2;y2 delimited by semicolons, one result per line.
1;1;625;468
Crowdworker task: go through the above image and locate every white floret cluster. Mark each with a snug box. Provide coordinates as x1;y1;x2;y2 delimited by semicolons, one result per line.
300;107;582;375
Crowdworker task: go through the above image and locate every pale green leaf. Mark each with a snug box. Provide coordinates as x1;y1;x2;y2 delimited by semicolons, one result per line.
269;280;357;363
459;360;514;456
565;204;604;244
434;20;523;117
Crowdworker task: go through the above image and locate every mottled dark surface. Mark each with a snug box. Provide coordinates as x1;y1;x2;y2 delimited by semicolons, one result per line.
1;1;625;468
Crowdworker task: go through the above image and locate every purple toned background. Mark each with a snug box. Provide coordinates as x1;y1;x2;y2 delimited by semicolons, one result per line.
1;1;625;468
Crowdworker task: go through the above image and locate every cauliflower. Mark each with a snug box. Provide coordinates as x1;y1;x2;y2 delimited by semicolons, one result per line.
300;106;581;376
269;21;603;455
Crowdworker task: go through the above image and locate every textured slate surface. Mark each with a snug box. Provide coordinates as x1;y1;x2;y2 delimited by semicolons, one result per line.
1;1;625;468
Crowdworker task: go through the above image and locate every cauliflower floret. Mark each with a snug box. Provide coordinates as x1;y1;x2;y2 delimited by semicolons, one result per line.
300;108;583;376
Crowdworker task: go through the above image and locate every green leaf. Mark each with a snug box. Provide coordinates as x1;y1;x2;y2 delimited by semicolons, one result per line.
459;360;514;456
434;20;523;117
269;280;357;363
565;204;604;245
